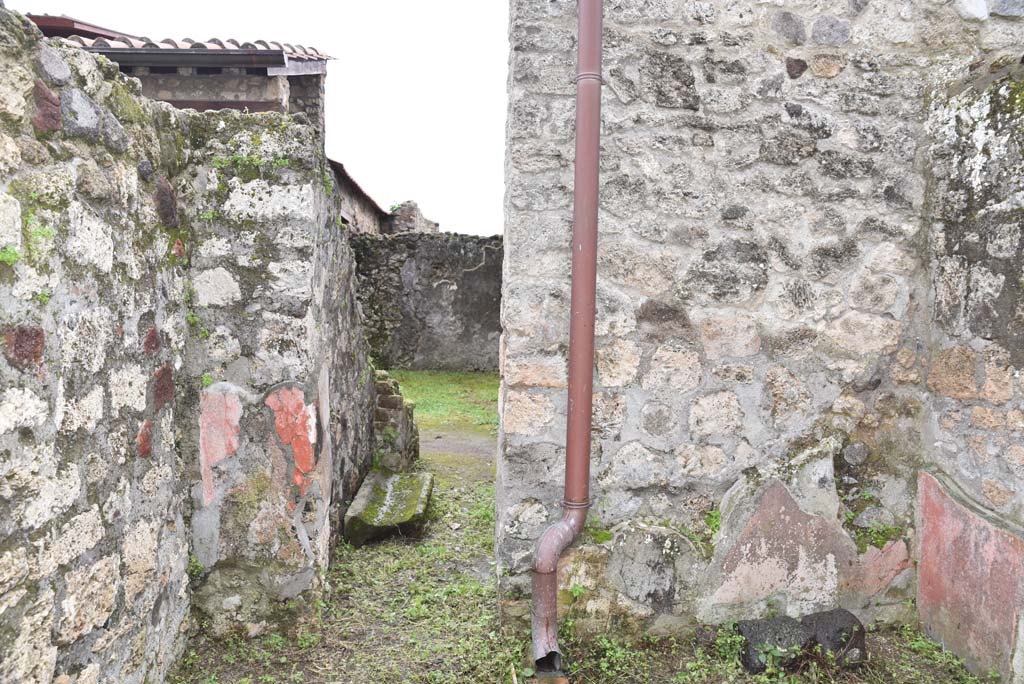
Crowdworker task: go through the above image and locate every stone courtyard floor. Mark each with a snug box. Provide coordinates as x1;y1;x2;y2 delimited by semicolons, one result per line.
169;372;990;684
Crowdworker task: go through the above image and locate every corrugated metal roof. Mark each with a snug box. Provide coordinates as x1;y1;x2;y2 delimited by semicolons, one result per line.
61;35;330;62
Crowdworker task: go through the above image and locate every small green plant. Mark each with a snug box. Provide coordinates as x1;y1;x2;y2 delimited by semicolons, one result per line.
297;630;320;649
34;289;51;305
584;516;613;544
199;208;218;221
263;633;287;652
570;583;586;600
0;246;20;266
705;508;721;537
389;203;402;214
186;311;201;328
201;373;215;388
25;215;54;260
187;554;204;580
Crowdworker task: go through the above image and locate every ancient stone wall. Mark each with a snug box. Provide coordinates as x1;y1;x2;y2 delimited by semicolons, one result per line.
352;232;503;371
917;66;1024;678
0;11;377;684
287;74;325;135
499;1;1024;679
387;200;440;234
179;108;376;637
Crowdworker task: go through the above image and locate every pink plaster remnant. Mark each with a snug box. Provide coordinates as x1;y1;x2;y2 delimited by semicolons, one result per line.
136;419;153;457
711;480;913;613
712;481;858;609
172;239;185;258
918;471;1024;678
265;386;316;496
855;539;911;598
199;390;243;505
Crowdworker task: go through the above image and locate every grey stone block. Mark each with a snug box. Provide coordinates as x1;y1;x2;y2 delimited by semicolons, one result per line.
344;471;434;547
812;15;852;46
772;11;807;45
60;88;102;138
36;44;70;85
990;0;1024;16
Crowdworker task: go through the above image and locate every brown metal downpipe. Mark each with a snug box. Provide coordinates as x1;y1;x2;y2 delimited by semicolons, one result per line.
530;0;604;674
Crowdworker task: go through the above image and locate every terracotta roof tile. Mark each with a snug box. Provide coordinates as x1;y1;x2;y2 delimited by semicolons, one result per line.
60;34;330;61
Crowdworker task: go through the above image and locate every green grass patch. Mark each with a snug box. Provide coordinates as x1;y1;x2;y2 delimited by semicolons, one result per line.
390;370;499;435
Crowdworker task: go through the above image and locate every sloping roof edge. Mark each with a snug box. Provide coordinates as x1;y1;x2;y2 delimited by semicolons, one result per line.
328;159;390;221
27;13;138;40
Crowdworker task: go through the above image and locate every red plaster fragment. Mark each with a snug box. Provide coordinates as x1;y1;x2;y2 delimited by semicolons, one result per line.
199;390;243;505
918;471;1024;679
856;539;911;598
2;326;45;370
143;326;161;355
136;419;153;457
172;239;185;258
31;80;60;134
153;364;174;412
265;386;317;496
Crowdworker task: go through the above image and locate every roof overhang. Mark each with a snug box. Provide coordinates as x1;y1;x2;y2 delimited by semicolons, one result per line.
27;13;136;40
80;47;288;69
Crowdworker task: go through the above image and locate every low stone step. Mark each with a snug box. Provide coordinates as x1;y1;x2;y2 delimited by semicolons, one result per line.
344;471;434;547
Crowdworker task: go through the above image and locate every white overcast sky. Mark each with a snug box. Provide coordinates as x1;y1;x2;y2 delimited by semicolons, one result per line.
9;1;510;236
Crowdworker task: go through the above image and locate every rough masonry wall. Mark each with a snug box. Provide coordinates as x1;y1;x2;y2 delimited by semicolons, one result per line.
177;110;376;638
499;0;1024;661
352;232;503;371
0;11;377;684
0;16;193;684
918;68;1024;678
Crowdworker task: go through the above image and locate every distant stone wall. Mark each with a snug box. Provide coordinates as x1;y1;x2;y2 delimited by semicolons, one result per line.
387;201;439;234
0;12;377;684
500;1;1024;680
334;168;389;235
352;233;502;371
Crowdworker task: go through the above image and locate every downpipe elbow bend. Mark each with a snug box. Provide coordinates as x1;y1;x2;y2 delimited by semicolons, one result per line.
530;507;588;672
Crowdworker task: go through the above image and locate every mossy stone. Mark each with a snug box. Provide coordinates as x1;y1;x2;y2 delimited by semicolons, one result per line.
344;471;434;547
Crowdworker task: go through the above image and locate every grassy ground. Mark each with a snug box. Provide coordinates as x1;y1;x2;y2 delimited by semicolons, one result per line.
391;370;500;435
168;371;994;684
